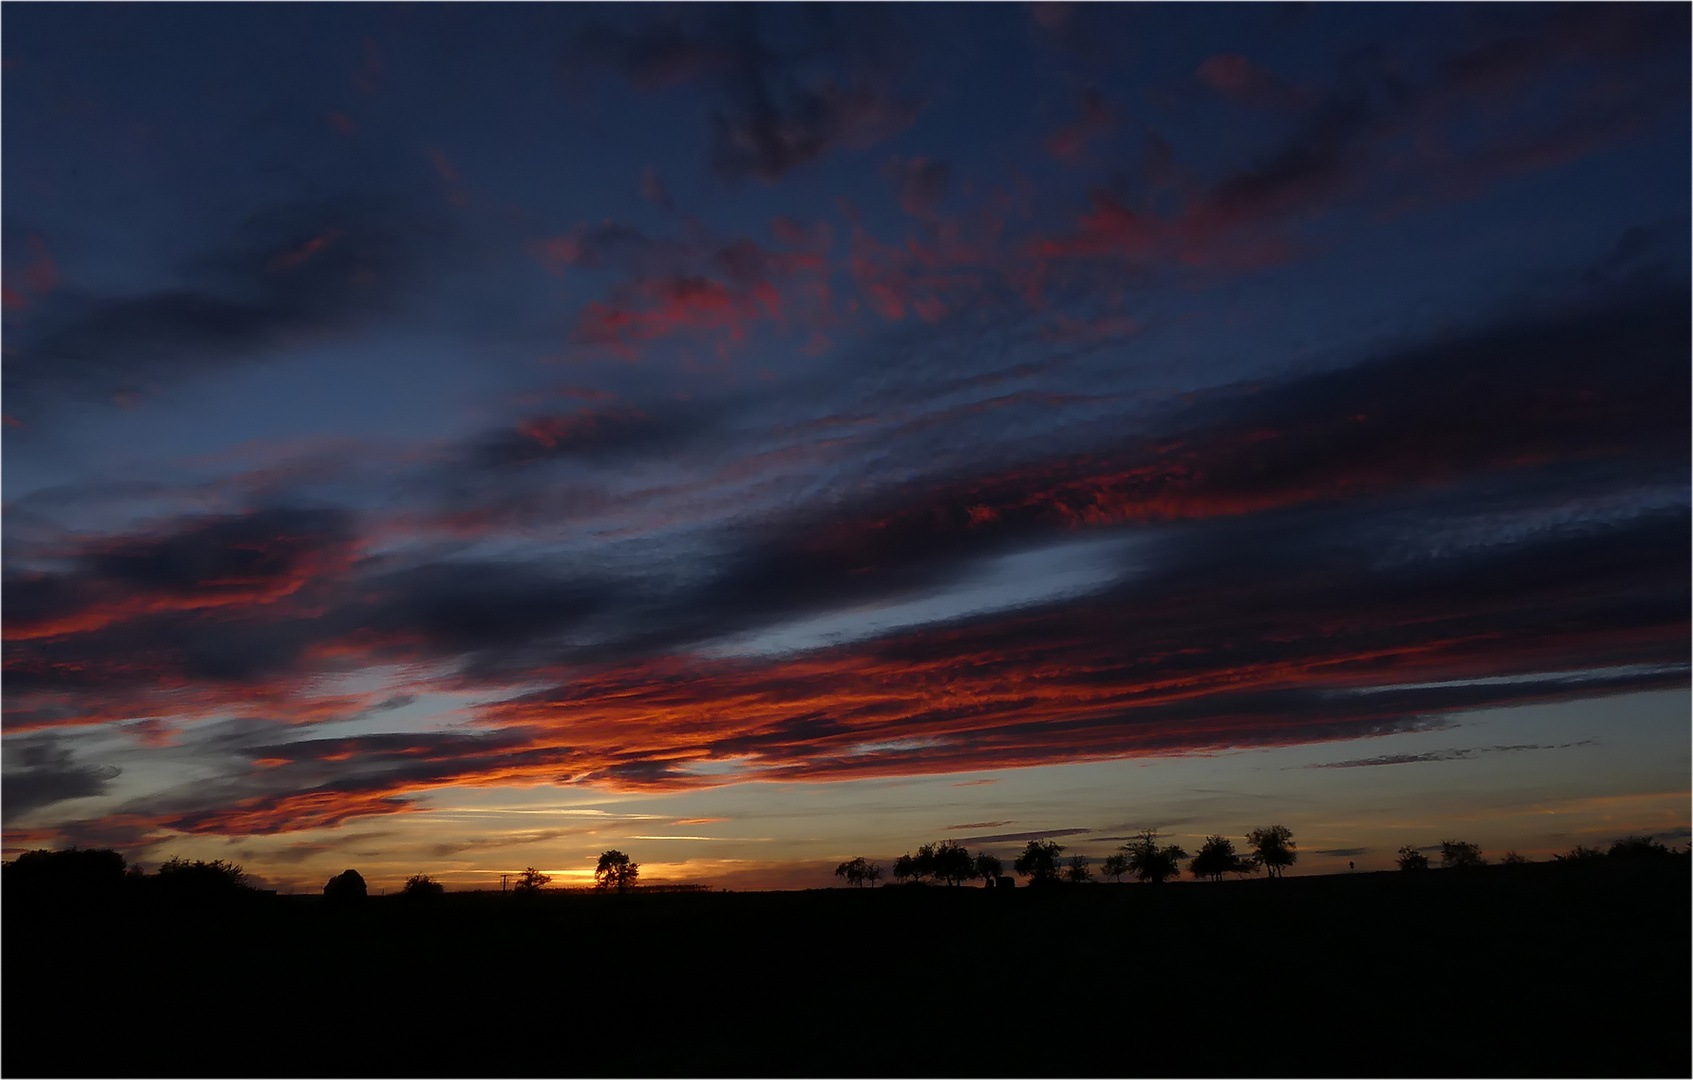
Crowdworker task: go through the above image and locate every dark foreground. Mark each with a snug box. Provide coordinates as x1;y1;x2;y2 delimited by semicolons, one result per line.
7;861;1688;1077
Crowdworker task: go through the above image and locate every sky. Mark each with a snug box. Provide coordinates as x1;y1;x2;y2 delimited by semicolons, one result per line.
3;2;1688;893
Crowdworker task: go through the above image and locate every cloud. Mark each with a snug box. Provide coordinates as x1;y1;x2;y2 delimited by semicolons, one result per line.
5;197;448;411
1;735;122;821
573;8;923;183
1196;54;1311;110
1307;740;1598;769
7;291;1687;835
883;157;951;218
944;828;1093;846
1045;88;1113;163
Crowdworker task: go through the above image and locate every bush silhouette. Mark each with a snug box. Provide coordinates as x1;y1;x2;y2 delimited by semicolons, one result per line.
1440;840;1486;870
1246;825;1297;878
1065;854;1092;884
1396;845;1430;871
513;866;552;894
402;873;445;898
1555;844;1606;864
324;868;367;903
3;847;127;899
1499;851;1529;865
156;856;250;897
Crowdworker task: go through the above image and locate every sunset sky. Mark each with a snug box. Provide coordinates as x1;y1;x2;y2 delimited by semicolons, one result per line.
4;2;1688;892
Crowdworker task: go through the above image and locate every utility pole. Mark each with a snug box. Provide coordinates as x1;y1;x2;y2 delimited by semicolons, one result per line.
501;873;509;893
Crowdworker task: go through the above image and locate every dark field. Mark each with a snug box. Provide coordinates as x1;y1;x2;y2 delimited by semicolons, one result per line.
7;862;1688;1078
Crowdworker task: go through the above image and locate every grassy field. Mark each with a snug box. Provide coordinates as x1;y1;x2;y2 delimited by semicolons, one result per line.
7;861;1687;1077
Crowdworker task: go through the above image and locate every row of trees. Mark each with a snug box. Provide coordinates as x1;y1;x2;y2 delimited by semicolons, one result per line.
838;826;1301;888
1395;835;1682;870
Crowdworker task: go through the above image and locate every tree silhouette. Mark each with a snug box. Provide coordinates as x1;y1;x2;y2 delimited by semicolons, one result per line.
1065;854;1092;884
835;857;871;887
595;850;638;892
914;844;939;883
324;868;367;903
1499;851;1529;866
1122;830;1187;883
1439;840;1486;870
893;853;917;885
1396;845;1430;871
1101;853;1129;882
863;862;883;887
1246;825;1297;878
3;847;127;898
402;873;446;897
1188;835;1250;882
1013;839;1064;885
1609;836;1675;862
973;851;1003;887
932;841;974;886
514;866;552;894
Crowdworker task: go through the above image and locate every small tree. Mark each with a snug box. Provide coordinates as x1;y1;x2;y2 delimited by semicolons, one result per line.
835;857;870;887
1122;830;1187;884
863;862;883;887
1013;840;1064;885
594;850;638;892
1246;825;1297;879
1188;835;1249;882
1065;854;1092;884
1439;840;1485;870
513;866;552;894
1396;845;1430;871
402;873;446;898
1101;853;1129;882
973;852;1003;887
1499;851;1529;866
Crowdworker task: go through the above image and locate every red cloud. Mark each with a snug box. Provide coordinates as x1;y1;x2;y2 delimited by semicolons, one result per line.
1045;88;1113;162
1196;54;1311;110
